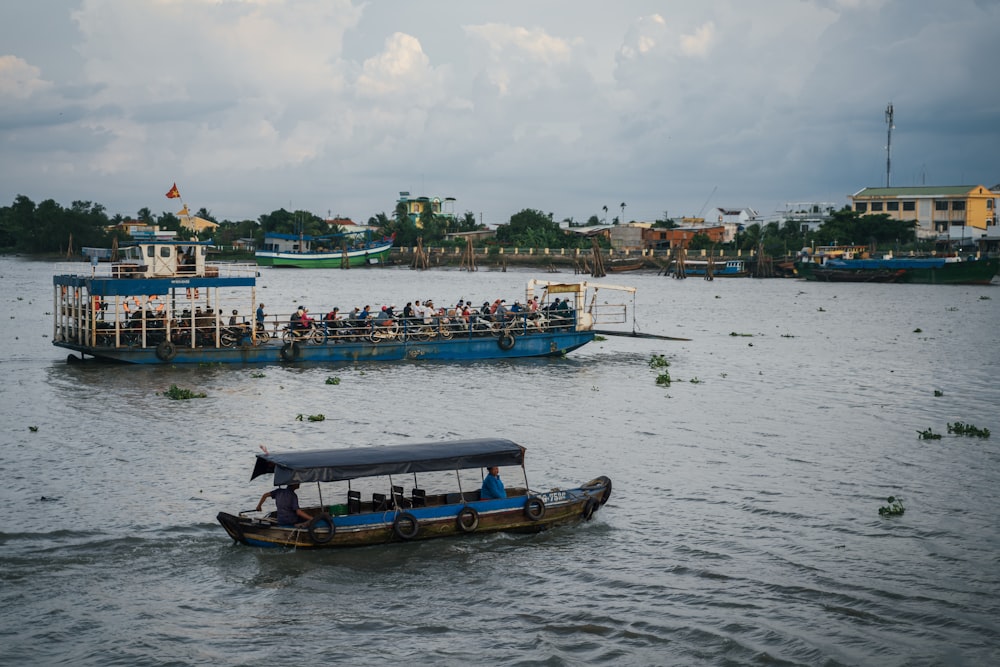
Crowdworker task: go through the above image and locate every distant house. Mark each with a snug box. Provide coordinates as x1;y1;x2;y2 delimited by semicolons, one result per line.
609;223;649;250
707;207;760;243
776;202;838;233
396;192;457;228
850;185;997;241
644;225;726;250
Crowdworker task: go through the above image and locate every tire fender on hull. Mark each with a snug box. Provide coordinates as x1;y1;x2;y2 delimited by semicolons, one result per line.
307;514;335;544
155;340;177;362
456;506;479;533
393;511;420;540
524;496;546;521
280;341;300;362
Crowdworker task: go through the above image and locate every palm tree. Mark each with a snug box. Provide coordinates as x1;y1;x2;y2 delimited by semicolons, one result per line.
602;205;608;223
619;202;626;225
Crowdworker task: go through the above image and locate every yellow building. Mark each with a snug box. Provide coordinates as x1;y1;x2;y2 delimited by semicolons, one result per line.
850;185;997;241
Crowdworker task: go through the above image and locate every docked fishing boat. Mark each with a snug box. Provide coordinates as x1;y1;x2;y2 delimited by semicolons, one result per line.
795;252;999;285
255;231;393;268
607;258;646;273
52;239;636;364
216;438;612;549
680;259;748;278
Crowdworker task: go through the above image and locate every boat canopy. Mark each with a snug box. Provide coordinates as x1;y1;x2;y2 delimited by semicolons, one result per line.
251;438;526;485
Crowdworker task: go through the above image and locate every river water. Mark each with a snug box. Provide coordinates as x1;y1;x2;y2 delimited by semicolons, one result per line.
1;256;998;666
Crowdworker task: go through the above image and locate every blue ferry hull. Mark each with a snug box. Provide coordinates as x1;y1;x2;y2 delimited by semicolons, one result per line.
54;329;594;364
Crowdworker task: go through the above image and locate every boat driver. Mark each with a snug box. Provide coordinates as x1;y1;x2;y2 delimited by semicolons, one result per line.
256;483;312;527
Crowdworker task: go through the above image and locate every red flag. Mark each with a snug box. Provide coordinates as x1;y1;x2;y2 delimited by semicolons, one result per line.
165;183;180;199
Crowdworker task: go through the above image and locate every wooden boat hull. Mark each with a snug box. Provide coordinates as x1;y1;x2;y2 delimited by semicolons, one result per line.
217;477;612;549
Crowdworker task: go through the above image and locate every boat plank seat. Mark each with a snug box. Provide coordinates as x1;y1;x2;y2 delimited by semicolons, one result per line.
372;492;389;512
411;488;426;507
347;490;361;515
391;485;409;509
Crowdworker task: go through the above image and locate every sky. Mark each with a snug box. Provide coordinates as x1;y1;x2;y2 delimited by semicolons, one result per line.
1;0;998;226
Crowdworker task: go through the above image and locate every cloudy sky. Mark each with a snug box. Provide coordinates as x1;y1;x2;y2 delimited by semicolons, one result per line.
2;0;998;226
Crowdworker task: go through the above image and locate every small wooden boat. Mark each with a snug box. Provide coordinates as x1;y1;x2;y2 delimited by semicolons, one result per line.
216;438;612;549
607;259;645;273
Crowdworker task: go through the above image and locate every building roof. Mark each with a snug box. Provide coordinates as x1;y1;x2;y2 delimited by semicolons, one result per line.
853;185;984;197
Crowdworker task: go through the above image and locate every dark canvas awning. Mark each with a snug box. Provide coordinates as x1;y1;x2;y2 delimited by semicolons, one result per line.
251;438;526;485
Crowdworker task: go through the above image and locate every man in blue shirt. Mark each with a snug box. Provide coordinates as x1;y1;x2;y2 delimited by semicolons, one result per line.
481;466;506;499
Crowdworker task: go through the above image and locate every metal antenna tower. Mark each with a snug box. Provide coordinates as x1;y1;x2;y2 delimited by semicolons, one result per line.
885;103;894;187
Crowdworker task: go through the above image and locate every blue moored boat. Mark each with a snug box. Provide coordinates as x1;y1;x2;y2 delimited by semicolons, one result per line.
52;239;636;364
216;438;612;549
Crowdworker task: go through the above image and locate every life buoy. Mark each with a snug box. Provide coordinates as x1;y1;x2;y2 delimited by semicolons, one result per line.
185;287;200;300
582;497;598;521
524;496;546;521
280;342;300;362
307;514;335;544
456;506;479;533
498;333;515;351
155;340;177;361
393;512;420;540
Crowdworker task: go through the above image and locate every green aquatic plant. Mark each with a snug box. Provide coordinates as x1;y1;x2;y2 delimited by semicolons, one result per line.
655;371;672;387
325;376;341;385
29;426;38;432
729;332;753;337
250;371;266;378
162;385;206;400
917;428;941;440
296;414;326;422
933;390;943;397
878;496;905;517
913;328;922;333
688;377;702;384
648;354;670;369
594;335;607;342
980;295;991;300
947;422;990;438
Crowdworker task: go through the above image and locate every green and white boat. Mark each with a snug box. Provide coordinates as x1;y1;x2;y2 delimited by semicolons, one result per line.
256;232;394;268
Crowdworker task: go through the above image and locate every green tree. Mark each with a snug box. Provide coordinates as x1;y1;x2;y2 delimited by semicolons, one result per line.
496;209;564;247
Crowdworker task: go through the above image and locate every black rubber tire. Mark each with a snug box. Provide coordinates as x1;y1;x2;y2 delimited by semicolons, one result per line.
279;341;300;362
582;476;613;506
310;328;328;345
456;506;480;533
307;513;335;544
498;333;515;351
155;340;177;361
393;512;420;540
524;496;546;521
582;498;598;521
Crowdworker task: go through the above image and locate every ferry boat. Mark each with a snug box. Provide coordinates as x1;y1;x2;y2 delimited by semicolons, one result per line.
255;231;393;268
52;240;636;364
216;438;612;550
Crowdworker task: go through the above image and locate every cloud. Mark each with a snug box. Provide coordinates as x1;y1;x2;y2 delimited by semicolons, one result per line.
0;55;52;99
0;0;997;223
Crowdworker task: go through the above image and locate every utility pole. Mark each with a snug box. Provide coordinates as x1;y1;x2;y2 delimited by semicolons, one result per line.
885;103;894;188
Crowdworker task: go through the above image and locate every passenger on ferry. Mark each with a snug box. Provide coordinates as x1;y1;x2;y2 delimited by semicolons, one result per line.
256;303;265;325
481;466;507;499
402;302;414;319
